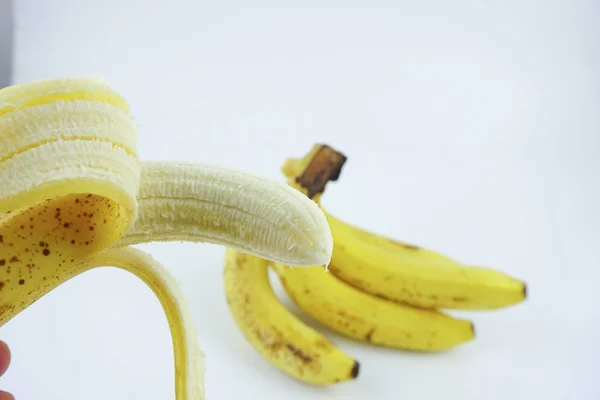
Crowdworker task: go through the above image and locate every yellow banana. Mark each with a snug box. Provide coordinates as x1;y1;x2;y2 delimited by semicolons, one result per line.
326;230;526;310
324;211;458;265
0;77;334;399
282;144;527;310
273;263;475;351
223;248;359;385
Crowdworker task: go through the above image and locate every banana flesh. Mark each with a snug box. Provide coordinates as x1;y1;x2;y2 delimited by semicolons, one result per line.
282;145;527;310
116;160;333;266
273;263;474;351
0;76;335;399
223;248;359;385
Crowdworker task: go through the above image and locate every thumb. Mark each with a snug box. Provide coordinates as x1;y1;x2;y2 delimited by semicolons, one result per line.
0;341;10;377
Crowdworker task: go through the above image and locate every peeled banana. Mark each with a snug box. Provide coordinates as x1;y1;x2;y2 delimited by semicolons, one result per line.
282;144;528;311
115;160;333;266
0;77;335;399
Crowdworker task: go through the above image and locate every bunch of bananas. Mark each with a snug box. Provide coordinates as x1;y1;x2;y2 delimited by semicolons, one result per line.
224;144;528;385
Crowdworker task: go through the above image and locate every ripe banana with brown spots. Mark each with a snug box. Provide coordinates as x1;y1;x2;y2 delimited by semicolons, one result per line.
223;247;359;385
272;262;474;351
0;76;335;400
282;144;527;311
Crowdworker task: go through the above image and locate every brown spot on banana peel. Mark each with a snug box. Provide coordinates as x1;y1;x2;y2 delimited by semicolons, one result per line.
234;254;247;270
313;338;332;350
337;309;365;323
452;296;469;303
254;329;316;365
365;328;375;342
286;344;313;363
0;304;11;317
386;238;420;251
294;144;347;199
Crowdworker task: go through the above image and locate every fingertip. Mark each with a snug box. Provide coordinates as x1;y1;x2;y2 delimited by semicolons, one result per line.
0;341;11;376
0;341;9;353
0;391;14;400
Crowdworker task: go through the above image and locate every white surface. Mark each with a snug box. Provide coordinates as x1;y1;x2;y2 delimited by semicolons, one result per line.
3;1;599;399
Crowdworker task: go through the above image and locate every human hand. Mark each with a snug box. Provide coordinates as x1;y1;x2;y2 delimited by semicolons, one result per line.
0;341;13;400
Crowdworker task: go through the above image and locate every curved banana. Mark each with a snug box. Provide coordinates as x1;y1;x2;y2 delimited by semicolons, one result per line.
273;263;475;351
325;226;526;310
282;144;527;310
115;160;333;266
223;248;359;385
0;77;334;399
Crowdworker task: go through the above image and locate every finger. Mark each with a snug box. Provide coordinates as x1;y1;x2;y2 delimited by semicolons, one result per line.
0;341;10;376
0;391;14;400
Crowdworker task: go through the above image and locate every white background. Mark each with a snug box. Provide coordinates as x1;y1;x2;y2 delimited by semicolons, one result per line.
2;1;599;399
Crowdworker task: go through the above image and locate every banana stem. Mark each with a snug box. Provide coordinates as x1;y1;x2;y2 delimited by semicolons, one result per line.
84;247;204;400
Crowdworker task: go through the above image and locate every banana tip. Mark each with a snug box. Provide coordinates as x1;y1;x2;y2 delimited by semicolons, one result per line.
350;360;360;379
470;322;476;338
522;282;528;299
